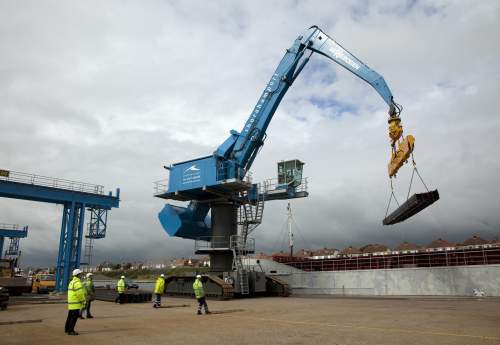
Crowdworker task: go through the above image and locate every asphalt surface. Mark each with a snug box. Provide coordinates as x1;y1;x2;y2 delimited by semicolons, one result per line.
1;295;499;345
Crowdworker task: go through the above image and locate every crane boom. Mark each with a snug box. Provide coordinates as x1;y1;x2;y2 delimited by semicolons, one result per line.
220;26;397;174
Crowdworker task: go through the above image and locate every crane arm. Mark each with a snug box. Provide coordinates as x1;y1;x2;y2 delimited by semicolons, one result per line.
306;26;396;111
228;26;399;173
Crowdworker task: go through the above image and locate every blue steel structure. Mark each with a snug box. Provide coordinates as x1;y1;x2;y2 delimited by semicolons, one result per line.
0;171;119;291
157;26;400;240
0;224;28;259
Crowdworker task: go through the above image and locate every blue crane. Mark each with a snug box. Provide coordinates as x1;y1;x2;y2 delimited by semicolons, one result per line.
156;26;402;241
0;224;28;259
154;26;439;297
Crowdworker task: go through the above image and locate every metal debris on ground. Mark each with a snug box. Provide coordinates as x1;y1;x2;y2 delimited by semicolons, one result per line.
158;304;190;308
206;309;245;314
0;319;43;325
95;288;152;303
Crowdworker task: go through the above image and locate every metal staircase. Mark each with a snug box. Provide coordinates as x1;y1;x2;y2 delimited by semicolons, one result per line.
238;183;265;242
82;208;108;266
230;235;254;295
232;245;249;295
230;184;265;295
5;237;20;257
83;236;94;266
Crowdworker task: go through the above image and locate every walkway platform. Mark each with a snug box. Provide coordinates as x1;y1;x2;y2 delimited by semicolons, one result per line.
0;224;28;239
0;170;118;208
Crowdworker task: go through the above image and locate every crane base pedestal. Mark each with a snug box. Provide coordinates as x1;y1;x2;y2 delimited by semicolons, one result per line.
164;272;289;299
164;202;289;299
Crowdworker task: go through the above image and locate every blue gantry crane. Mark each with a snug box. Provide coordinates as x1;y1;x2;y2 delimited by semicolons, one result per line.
0;224;28;260
155;26;437;297
0;169;119;291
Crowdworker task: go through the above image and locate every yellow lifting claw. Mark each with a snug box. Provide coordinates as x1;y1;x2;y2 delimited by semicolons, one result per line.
387;116;414;177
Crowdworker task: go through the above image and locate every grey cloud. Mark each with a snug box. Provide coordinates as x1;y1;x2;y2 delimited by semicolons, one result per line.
1;1;499;267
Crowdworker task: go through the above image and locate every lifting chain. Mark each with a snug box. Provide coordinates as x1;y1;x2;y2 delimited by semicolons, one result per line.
406;153;430;200
384;178;400;219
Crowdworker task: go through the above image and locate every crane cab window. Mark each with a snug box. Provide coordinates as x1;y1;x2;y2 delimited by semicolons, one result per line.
277;160;304;188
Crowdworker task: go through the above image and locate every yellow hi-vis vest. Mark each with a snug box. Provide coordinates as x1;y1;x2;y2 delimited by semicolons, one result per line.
117;278;125;293
67;277;85;310
154;277;165;294
193;278;204;299
85;278;96;301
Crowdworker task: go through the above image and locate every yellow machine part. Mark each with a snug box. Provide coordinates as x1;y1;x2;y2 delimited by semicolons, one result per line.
388;117;403;144
388;135;415;177
0;260;14;278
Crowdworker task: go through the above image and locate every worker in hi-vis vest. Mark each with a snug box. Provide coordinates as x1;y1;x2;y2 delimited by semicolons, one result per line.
78;276;87;320
193;274;210;315
115;275;126;304
153;273;165;308
83;272;95;318
65;268;86;335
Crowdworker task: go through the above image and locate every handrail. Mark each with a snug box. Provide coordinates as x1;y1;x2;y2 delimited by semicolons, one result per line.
263;177;308;193
273;246;500;272
0;223;28;234
0;223;20;230
0;170;104;195
153;179;169;195
230;235;255;252
195;235;255;252
195;236;231;250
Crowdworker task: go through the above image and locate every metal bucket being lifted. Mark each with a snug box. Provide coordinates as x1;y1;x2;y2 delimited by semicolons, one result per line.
383;190;439;225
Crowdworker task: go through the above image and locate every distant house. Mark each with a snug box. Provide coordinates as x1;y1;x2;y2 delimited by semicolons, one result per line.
272;250;290;258
188;258;202;267
490;237;500;247
360;244;390;256
96;261;113;272
340;246;361;258
295;249;313;258
426;238;456;252
198;256;210;267
394;242;421;254
171;258;187;268
458;235;490;249
253;252;272;260
311;248;339;259
271;250;295;263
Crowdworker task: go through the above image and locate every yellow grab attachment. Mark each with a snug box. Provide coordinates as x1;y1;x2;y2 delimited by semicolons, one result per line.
388;117;403;144
388;135;415;177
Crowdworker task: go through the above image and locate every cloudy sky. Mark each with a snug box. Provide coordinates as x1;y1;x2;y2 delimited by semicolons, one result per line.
1;1;499;267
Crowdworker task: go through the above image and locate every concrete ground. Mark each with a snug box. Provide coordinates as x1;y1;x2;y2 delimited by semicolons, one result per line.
1;295;500;345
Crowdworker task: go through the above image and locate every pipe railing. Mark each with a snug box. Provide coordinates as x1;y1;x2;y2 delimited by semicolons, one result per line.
263;177;308;194
0;169;104;194
195;236;232;250
153;179;169;195
230;235;255;252
0;223;20;230
273;246;500;272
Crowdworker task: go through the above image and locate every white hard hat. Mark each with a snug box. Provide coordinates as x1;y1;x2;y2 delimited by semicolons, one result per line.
86;273;93;278
72;268;82;276
160;274;165;277
121;275;125;279
196;274;202;279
